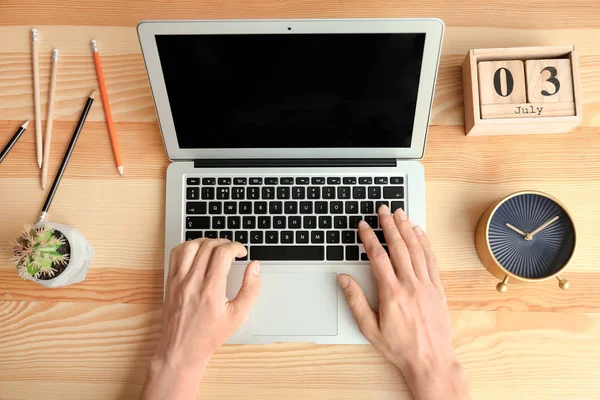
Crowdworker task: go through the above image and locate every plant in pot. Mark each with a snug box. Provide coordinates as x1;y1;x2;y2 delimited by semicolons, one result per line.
11;223;94;288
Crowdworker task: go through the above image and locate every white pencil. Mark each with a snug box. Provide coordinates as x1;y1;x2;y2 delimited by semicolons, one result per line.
32;28;43;168
41;49;59;190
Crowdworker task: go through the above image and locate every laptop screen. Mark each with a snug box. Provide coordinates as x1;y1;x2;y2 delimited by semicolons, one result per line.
155;33;426;149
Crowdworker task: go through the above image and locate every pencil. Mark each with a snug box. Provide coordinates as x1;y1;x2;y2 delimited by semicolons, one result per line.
91;40;124;176
0;121;29;164
41;49;60;190
32;29;43;168
38;90;95;223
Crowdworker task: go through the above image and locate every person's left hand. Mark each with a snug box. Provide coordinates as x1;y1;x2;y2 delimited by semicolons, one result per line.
156;238;261;368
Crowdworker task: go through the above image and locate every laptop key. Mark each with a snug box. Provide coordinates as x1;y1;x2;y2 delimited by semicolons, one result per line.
212;216;225;229
311;231;325;243
205;231;218;239
318;216;332;229
300;201;313;214
218;178;231;185
247;187;260;200
343;177;357;184
334;216;347;229
285;201;298;214
232;187;245;200
266;231;279;244
292;187;305;199
383;186;404;199
296;231;309;244
187;187;199;200
208;202;221;214
345;201;359;214
315;201;328;214
391;177;404;185
277;187;291;199
258;216;271;229
376;201;389;211
361;201;374;214
359;177;372;184
236;246;249;261
289;216;301;229
187;178;200;185
375;177;388;184
349;216;363;229
243;216;256;229
186;231;203;241
296;177;310;185
227;216;241;229
233;177;247;185
346;246;360;261
202;178;216;185
186;202;207;215
323;186;336;199
311;177;326;185
250;178;263;185
327;246;344;261
262;187;275;200
368;187;381;199
330;202;343;214
250;231;263;244
327;177;341;184
224;202;237;214
303;216;317;229
391;201;405;213
254;202;267;214
342;231;355;244
219;230;233;240
281;177;294;185
269;201;283;214
273;216;286;229
364;215;378;229
337;186;351;199
239;202;252;214
281;231;294;243
307;187;320;199
201;187;215;200
235;231;248;244
326;231;340;244
352;186;366;199
216;187;230;200
265;177;278;185
250;246;324;261
374;230;386;243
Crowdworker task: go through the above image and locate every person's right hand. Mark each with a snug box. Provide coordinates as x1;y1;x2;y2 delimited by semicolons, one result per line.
337;205;470;400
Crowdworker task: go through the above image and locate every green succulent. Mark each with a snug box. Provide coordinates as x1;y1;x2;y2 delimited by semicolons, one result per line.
11;225;70;279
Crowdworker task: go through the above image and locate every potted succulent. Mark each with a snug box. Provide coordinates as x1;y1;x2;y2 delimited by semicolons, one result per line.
11;222;94;288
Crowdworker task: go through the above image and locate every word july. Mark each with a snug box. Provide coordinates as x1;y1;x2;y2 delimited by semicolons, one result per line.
515;105;543;116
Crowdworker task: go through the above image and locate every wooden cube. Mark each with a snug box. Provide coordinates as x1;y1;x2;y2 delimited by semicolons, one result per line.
525;59;574;104
478;60;526;106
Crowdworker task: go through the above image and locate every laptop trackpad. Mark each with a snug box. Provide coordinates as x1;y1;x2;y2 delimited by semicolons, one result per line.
252;273;338;336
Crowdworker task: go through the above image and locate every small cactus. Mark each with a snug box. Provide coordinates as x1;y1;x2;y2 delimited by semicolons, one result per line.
11;225;70;279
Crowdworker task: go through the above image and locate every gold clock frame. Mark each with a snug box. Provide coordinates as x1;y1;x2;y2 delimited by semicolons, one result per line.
474;191;576;293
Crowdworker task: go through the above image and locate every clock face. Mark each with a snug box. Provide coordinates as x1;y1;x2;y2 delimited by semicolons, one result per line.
488;193;575;279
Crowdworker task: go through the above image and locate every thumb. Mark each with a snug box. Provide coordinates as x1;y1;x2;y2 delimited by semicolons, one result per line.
338;274;380;340
229;261;261;319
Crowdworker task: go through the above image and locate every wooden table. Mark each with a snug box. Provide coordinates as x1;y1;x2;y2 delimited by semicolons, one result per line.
1;1;599;399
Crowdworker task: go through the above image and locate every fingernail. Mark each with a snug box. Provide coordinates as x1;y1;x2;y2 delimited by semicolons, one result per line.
337;274;350;289
253;261;260;276
358;220;369;229
414;225;424;236
378;204;390;214
395;208;408;221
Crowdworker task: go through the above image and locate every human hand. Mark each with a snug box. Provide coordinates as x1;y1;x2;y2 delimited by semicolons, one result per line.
337;206;470;400
140;239;260;400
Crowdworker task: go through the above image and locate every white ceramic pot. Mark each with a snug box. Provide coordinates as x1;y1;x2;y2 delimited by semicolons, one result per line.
20;222;95;288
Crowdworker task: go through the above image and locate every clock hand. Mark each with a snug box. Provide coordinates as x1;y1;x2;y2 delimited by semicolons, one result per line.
529;216;560;237
506;223;527;237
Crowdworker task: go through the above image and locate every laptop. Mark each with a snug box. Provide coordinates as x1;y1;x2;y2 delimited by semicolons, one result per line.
137;19;444;344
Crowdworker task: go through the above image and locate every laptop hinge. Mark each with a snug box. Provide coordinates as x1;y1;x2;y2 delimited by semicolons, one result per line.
193;158;397;168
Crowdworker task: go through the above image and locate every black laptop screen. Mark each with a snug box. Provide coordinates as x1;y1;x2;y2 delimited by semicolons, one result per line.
155;33;426;149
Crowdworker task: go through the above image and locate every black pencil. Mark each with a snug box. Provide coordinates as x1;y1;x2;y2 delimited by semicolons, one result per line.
0;120;29;164
38;90;95;222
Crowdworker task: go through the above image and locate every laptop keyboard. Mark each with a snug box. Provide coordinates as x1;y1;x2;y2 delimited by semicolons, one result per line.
184;176;405;261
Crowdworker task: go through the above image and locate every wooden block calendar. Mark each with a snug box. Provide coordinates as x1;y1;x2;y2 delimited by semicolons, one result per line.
462;46;583;136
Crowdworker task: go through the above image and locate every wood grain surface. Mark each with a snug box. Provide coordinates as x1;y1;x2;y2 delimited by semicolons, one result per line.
1;1;600;399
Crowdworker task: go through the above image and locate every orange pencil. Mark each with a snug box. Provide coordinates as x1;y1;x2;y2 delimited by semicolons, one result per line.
91;40;123;176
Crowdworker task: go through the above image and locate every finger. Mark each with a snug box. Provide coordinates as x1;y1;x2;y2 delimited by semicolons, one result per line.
377;205;414;280
171;239;203;278
358;220;396;294
203;241;247;293
393;208;429;282
337;274;381;343
229;260;261;320
188;238;230;283
413;226;443;289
